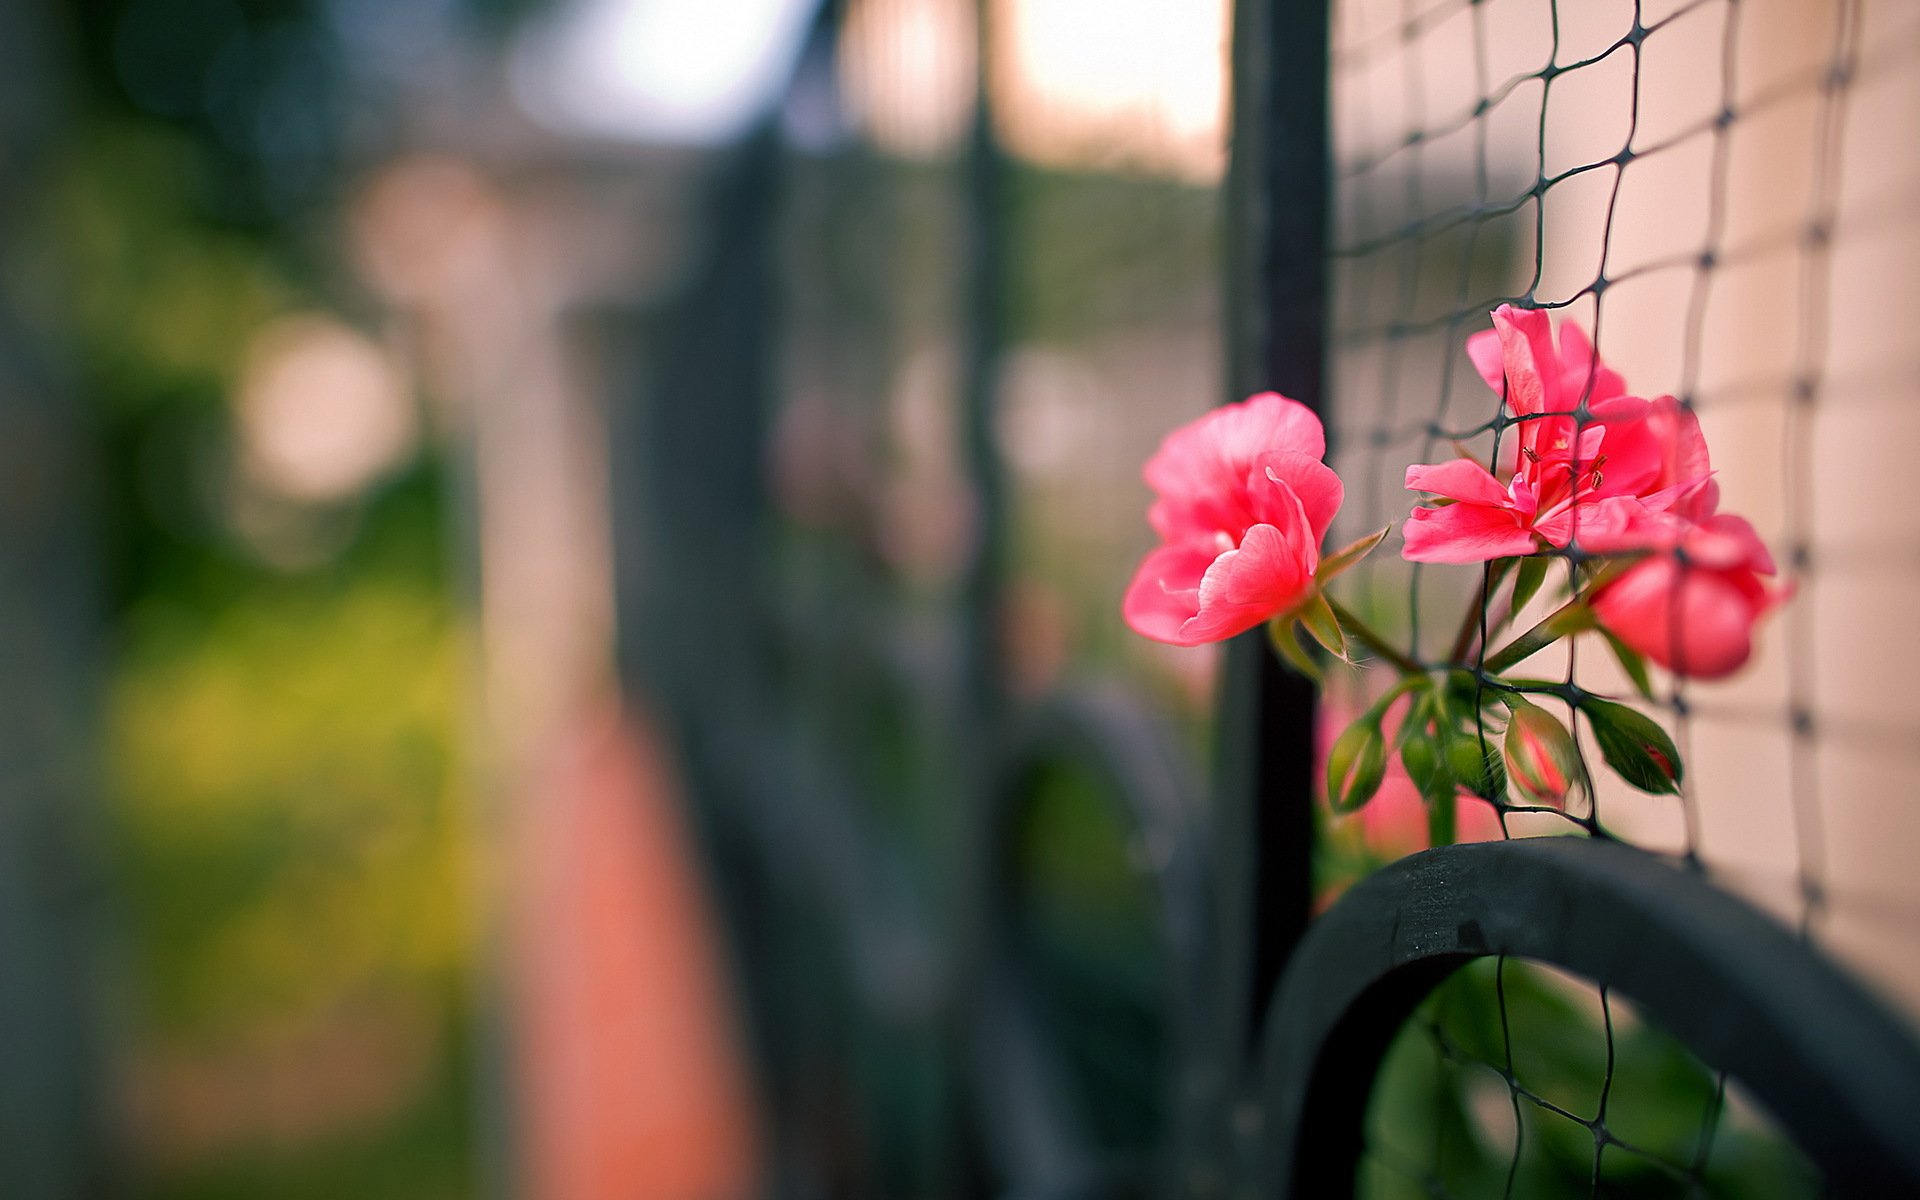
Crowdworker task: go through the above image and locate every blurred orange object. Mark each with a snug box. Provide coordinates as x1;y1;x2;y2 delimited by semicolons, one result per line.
514;702;760;1200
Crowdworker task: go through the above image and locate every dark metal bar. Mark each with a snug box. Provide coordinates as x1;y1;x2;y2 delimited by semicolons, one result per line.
952;2;1016;1193
965;686;1207;1198
1256;838;1920;1198
958;0;1009;723
0;4;114;1195
1214;0;1333;1063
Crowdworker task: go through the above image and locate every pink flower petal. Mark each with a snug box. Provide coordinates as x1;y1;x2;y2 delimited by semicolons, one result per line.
1143;392;1331;545
1688;513;1775;574
1180;515;1316;643
1147;493;1235;544
1466;328;1505;394
1121;542;1218;645
1553;321;1626;406
1209;391;1327;462
1143;392;1325;499
1491;304;1557;417
1401;503;1538;563
1254;450;1344;540
1534;494;1649;550
1584;397;1662;498
1645;396;1712;499
1487;304;1629;418
1406;458;1509;506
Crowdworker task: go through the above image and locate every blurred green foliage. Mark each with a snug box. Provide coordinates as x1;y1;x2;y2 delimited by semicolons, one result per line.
34;0;502;1193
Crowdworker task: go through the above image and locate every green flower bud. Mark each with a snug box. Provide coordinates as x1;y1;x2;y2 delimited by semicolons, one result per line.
1398;728;1450;799
1443;728;1504;799
1326;718;1388;813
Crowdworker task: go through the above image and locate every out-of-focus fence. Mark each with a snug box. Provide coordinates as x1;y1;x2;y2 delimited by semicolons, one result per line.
610;0;1920;1196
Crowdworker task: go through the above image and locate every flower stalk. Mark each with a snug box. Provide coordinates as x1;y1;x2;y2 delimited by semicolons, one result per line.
1326;596;1425;676
1482;600;1597;675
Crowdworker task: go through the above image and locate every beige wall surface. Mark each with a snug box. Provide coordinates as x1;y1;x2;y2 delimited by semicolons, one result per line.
1327;0;1920;1016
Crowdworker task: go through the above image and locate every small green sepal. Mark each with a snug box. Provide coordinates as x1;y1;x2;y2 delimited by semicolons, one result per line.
1318;525;1392;582
1298;590;1348;661
1266;616;1323;681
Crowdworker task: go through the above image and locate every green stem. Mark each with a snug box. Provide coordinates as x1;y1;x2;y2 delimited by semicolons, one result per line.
1361;673;1427;724
1482;600;1596;675
1427;784;1457;848
1447;557;1515;666
1326;596;1426;676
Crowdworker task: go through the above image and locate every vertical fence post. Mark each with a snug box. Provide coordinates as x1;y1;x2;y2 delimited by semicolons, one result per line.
1212;0;1332;1136
959;0;1009;720
952;1;1012;1191
0;4;114;1197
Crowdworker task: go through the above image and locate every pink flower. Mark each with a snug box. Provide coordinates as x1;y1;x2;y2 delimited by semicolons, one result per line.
1587;392;1717;522
1590;514;1788;678
1463;302;1625;419
1123;392;1343;646
1402;306;1710;563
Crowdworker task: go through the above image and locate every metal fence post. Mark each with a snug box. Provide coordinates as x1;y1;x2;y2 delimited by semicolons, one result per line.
1215;0;1332;1075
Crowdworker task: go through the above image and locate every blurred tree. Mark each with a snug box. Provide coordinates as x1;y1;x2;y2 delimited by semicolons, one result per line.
11;0;548;1195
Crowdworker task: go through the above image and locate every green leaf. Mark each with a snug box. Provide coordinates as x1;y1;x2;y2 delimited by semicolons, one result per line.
1510;555;1551;615
1427;783;1458;847
1581;697;1684;795
1482;600;1597;674
1297;590;1348;660
1318;525;1392;582
1601;629;1656;701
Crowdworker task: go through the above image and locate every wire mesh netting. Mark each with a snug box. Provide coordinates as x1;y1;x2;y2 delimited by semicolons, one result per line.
1323;0;1920;1192
1360;958;1824;1199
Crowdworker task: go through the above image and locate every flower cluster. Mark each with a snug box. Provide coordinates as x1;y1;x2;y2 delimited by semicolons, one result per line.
1123;305;1788;833
1403;305;1784;678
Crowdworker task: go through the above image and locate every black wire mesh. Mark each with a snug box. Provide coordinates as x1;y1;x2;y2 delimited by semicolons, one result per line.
1359;957;1825;1199
1324;0;1920;1192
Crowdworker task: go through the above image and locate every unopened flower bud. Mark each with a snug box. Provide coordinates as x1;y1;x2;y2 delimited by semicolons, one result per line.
1398;729;1450;800
1442;727;1504;799
1502;700;1582;807
1326;718;1388;813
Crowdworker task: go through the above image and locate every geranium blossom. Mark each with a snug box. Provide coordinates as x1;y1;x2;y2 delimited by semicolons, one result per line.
1591;513;1787;678
1121;303;1788;844
1402;306;1711;563
1123;392;1342;646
